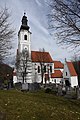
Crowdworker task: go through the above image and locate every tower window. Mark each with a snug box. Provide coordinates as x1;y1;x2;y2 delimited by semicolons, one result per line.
24;35;27;40
66;72;67;76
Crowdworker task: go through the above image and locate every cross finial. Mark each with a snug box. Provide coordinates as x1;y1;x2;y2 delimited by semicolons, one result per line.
24;12;26;16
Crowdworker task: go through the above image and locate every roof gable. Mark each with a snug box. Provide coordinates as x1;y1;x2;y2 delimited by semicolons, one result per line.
66;62;77;76
31;51;53;63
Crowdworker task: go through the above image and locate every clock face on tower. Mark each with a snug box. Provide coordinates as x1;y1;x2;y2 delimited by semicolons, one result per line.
22;44;28;50
24;46;28;51
22;46;29;56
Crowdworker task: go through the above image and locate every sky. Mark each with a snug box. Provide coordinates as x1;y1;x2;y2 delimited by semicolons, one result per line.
0;0;74;64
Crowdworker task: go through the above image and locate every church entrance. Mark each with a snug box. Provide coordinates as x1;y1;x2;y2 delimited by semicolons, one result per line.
65;79;71;87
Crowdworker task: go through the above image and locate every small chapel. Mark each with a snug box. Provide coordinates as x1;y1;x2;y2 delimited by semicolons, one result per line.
13;13;78;88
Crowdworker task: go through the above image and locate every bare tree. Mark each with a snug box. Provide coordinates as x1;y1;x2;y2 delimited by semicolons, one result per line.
0;6;15;62
16;49;29;83
48;0;80;52
36;48;51;84
38;48;45;84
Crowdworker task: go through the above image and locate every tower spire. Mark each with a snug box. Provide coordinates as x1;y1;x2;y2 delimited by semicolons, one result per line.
20;13;30;31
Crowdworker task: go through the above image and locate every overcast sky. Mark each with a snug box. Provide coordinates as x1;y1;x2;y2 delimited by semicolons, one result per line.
0;0;74;63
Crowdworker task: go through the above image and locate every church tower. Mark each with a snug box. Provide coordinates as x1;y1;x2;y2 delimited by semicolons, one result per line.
17;13;32;83
18;13;31;58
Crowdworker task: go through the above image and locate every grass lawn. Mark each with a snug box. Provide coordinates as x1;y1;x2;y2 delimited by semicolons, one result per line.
0;90;80;120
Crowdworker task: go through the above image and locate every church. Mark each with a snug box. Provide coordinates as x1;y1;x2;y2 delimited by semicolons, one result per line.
13;13;78;88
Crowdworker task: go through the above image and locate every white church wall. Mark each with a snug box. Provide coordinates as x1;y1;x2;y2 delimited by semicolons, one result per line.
50;78;62;84
63;62;71;81
32;62;54;84
71;76;78;87
32;62;41;83
13;76;17;84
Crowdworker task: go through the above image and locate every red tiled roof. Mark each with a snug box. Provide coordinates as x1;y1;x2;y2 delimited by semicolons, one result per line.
51;70;63;78
31;51;53;63
53;61;64;69
66;62;77;76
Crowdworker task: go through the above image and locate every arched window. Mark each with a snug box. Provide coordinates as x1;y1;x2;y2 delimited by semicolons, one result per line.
66;72;67;76
44;66;46;73
50;66;52;73
38;66;40;73
24;35;27;40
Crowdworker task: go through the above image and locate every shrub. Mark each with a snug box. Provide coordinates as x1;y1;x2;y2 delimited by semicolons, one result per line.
45;87;52;93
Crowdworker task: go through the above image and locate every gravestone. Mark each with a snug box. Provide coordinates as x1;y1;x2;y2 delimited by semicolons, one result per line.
21;82;40;91
28;82;40;91
15;82;22;89
22;83;28;90
76;87;80;99
57;85;63;96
